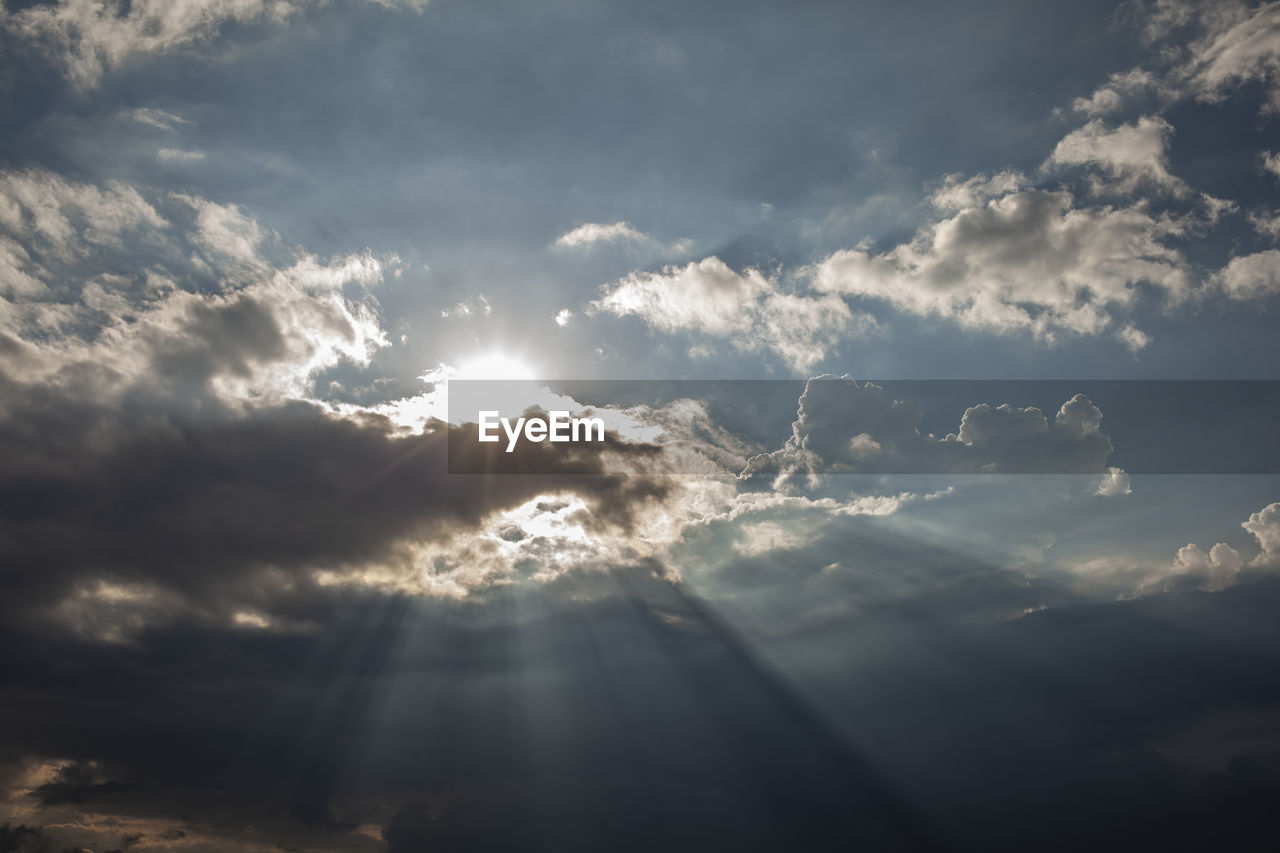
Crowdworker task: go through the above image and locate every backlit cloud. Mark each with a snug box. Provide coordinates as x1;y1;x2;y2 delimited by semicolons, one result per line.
592;256;874;370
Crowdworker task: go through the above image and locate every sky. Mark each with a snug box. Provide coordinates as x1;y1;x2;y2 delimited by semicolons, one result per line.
2;0;1280;850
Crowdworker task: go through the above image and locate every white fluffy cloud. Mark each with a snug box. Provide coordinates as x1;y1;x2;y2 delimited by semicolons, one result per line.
1168;541;1246;592
1141;501;1280;594
1046;116;1187;195
0;169;391;403
813;189;1187;348
569;3;1280;362
1244;501;1280;559
591;256;874;371
1108;1;1280;115
1213;248;1280;298
0;170;166;259
1096;467;1133;496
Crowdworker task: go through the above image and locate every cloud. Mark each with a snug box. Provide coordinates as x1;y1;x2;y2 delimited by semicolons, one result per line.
1071;68;1160;116
0;169;688;627
0;170;392;402
813;189;1186;348
0;169;166;260
1248;209;1280;239
128;107;192;131
1117;0;1280;115
1243;501;1280;562
1096;466;1133;496
1116;323;1152;352
554;220;647;248
156;147;207;162
438;294;491;319
1214;248;1280;299
0;165;693;629
1264;150;1280;179
1138;501;1280;594
553;221;692;257
1183;0;1280;113
1;0;434;89
1045;115;1188;195
179;192;267;269
2;0;305;89
740;378;1118;494
929;169;1028;211
591;256;874;371
799;1;1280;351
0;380;674;634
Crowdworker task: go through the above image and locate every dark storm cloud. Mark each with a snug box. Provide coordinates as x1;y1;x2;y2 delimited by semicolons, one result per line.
0;371;669;629
2;545;1280;851
0;571;944;852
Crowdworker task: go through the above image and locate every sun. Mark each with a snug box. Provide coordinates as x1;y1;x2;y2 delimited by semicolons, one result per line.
455;351;537;381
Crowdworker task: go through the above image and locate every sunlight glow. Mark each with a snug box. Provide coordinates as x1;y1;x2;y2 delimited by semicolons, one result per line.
455;351;538;381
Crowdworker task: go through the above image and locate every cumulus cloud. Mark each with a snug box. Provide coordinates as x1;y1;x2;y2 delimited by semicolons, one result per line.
0;170;393;402
1243;501;1280;561
793;1;1280;352
1046;115;1188;195
740;377;1118;495
572;6;1280;360
813;189;1186;348
1116;323;1152;352
1213;248;1280;299
1140;501;1280;594
591;256;874;371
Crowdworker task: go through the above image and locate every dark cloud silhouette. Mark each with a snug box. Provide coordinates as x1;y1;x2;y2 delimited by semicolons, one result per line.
0;372;669;630
1;558;1279;850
